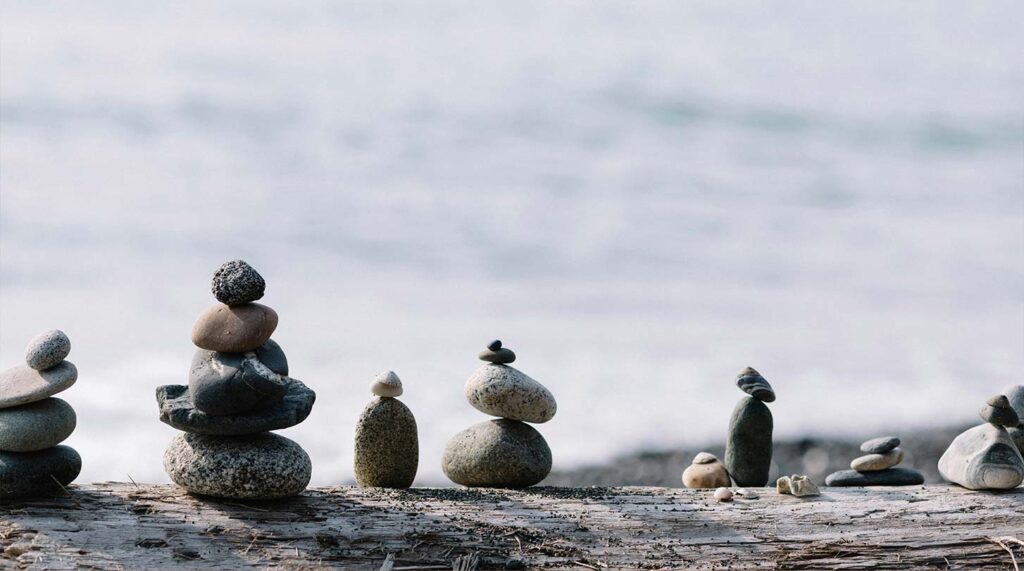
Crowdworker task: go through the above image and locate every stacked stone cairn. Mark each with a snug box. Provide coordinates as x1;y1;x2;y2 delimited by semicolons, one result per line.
443;340;555;488
0;330;81;499
826;436;925;486
724;367;774;487
937;394;1024;490
682;452;731;489
354;371;418;488
1002;384;1024;454
157;260;316;499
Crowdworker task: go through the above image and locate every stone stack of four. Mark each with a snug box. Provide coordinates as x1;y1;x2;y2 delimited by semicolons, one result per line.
0;330;81;499
156;260;316;499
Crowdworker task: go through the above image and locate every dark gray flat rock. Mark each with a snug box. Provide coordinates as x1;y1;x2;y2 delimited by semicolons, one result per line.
860;436;900;454
188;340;289;416
0;445;81;499
157;379;315;435
725;396;773;487
825;467;924;487
735;367;775;403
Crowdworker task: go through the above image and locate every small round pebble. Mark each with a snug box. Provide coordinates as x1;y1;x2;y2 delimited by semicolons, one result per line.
370;371;403;397
692;452;718;464
980;395;1019;427
713;487;733;502
488;340;502;351
211;260;266;306
860;436;900;454
24;330;71;371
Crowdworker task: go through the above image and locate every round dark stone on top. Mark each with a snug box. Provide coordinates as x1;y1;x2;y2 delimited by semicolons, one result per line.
479;341;516;364
735;367;775;403
211;260;266;306
487;340;502;351
980;394;1019;427
860;436;900;454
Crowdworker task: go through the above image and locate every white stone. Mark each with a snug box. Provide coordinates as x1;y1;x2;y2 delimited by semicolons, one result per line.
693;452;718;464
777;474;820;497
938;423;1024;490
371;371;403;397
464;364;556;423
713;487;733;502
734;488;759;499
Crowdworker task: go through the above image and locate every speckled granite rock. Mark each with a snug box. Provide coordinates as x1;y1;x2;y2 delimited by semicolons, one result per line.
0;398;76;452
825;467;925;486
191;303;278;353
442;419;551;488
354;397;418;488
860;436;900;454
725;396;773;487
850;448;903;471
464;364;556;424
735;367;775;403
681;452;730;489
211;260;266;306
157;380;315;435
24;330;71;371
938;423;1024;490
188;340;289;416
0;362;78;409
0;445;81;499
163;432;310;499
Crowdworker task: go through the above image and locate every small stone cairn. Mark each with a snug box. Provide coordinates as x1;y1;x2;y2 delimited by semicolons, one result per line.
354;371;419;488
682;452;730;489
442;340;556;488
724;367;774;487
938;394;1024;490
0;330;81;498
825;436;924;486
156;260;316;499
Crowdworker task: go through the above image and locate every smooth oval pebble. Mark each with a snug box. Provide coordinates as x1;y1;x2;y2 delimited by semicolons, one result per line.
442;419;551;488
191;303;278;353
0;362;78;409
735;367;775;403
850;448;903;472
24;330;71;371
478;348;516;364
211;260;266;306
370;371;403;397
163;432;311;499
980;395;1019;427
713;487;733;501
0;445;82;499
464;364;556;423
860;436;900;454
0;398;76;452
692;452;718;465
354;397;418;488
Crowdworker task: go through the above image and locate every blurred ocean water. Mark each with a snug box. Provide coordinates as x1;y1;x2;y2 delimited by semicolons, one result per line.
1;0;1021;485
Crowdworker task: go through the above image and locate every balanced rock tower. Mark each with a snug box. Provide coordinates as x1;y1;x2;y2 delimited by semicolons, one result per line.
724;367;774;487
443;340;555;488
0;330;81;499
354;371;419;488
938;394;1024;490
157;260;316;499
825;436;925;486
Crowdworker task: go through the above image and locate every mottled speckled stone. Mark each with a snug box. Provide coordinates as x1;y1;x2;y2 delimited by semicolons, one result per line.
725;396;773;487
860;436;900;454
938;423;1024;490
191;303;278;353
188;340;289;416
157;380;315;436
442;419;551;488
163;432;311;499
24;330;71;371
0;445;81;499
464;364;556;424
211;260;266;306
735;367;775;403
354;397;418;488
0;362;78;409
0;398;76;452
826;467;925;487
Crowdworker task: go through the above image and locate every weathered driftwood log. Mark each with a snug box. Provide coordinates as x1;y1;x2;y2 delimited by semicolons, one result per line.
1;484;1022;569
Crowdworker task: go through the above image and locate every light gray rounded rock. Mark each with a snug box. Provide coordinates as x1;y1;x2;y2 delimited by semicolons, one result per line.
850;448;903;472
24;330;71;371
354;397;418;488
0;445;81;499
442;419;552;488
860;436;900;454
464;364;556;424
0;398;76;452
163;432;311;499
1002;384;1024;424
938;423;1024;490
211;260;266;306
0;362;78;409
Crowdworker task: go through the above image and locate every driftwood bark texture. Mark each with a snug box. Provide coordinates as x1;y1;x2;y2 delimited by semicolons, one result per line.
0;483;1022;569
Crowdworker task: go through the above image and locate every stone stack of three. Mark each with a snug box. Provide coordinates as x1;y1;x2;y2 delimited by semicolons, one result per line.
826;436;924;487
0;330;81;499
156;260;316;499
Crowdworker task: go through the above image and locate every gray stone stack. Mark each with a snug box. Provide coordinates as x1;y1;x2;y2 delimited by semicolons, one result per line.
353;371;419;488
0;330;81;499
724;367;774;487
442;340;556;488
156;260;316;499
937;394;1024;490
825;436;925;486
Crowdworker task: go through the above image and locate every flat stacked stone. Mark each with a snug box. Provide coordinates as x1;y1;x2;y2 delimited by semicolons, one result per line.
443;340;555;488
825;436;925;486
0;330;81;499
353;371;419;488
157;260;315;499
724;367;774;487
937;394;1024;490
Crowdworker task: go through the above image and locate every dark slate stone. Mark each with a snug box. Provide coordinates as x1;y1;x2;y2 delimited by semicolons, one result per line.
725;396;773;487
735;367;775;403
157;379;315;436
860;436;900;454
211;260;266;306
479;348;516;364
487;340;502;351
442;419;551;488
354;397;418;488
825;467;925;487
188;340;289;416
0;445;81;499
